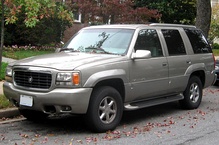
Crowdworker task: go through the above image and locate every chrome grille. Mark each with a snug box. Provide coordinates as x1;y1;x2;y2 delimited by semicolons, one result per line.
14;71;52;89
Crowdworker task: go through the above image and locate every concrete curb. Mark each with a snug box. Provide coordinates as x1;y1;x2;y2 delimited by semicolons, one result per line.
0;118;25;125
0;107;20;118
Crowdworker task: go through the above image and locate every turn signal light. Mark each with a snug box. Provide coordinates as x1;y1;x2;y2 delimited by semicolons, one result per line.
72;73;80;85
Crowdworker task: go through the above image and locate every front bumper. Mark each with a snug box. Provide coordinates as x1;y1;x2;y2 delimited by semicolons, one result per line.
3;82;92;114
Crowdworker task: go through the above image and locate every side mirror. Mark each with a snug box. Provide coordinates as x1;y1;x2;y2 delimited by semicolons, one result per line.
132;50;151;59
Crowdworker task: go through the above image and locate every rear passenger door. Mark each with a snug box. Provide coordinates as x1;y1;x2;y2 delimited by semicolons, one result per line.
161;29;191;93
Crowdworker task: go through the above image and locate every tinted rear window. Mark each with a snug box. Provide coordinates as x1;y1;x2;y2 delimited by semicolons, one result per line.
184;28;212;53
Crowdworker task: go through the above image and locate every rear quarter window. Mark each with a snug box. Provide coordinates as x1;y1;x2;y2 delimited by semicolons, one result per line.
184;28;212;54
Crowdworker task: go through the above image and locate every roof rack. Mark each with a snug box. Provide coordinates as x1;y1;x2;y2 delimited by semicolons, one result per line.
149;23;196;28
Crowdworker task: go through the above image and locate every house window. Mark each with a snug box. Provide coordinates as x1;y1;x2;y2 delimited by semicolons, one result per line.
73;12;81;23
211;0;219;6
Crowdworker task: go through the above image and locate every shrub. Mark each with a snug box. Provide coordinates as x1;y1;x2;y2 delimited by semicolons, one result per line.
213;43;219;49
0;62;8;81
0;95;13;109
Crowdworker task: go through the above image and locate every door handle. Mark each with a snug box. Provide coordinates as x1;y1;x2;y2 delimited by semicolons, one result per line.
162;63;168;66
186;61;192;64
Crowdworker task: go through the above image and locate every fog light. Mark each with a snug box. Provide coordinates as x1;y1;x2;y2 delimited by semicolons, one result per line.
61;106;72;111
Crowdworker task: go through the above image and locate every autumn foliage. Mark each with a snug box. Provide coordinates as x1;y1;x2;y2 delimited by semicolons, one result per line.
72;0;161;24
3;0;73;27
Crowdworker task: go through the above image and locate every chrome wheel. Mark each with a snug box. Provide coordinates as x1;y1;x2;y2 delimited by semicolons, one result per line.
189;83;200;103
86;86;123;132
99;96;117;124
180;76;202;109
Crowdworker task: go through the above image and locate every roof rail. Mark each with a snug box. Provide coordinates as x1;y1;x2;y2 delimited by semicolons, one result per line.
149;23;196;28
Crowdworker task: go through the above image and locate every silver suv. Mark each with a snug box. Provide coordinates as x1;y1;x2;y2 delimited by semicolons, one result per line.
3;24;216;132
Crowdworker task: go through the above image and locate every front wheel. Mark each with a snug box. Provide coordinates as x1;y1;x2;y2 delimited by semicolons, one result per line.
85;86;123;133
180;76;203;109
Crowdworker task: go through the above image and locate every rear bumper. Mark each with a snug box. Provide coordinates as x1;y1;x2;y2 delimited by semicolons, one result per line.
3;82;92;114
215;70;219;82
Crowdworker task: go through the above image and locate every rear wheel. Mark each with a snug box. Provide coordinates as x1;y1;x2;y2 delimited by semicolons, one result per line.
180;76;202;109
19;109;48;121
85;86;123;133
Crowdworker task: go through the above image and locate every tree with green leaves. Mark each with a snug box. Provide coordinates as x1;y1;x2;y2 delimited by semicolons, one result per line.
0;0;74;78
134;0;196;24
209;4;219;43
135;0;211;38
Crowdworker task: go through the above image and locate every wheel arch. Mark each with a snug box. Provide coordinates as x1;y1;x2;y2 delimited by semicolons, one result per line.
185;63;206;87
190;70;205;87
92;79;125;102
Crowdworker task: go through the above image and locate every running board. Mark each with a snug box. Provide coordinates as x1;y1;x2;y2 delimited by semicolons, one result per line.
124;94;184;110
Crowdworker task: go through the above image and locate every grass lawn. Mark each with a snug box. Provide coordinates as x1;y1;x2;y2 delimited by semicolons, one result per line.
213;49;219;56
0;62;8;80
0;63;12;109
3;49;55;60
0;94;13;109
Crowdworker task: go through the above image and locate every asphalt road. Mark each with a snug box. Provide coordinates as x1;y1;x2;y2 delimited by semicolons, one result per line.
0;86;219;145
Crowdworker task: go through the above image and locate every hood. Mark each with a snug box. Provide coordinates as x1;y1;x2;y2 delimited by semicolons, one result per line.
10;52;125;70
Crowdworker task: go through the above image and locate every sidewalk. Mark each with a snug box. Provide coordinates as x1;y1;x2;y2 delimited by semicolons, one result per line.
2;57;16;63
0;81;3;96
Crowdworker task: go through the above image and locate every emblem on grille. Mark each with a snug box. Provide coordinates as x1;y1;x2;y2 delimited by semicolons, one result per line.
28;76;33;83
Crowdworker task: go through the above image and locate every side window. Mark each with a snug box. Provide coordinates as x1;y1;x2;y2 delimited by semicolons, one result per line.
162;29;186;56
134;29;163;57
184;28;212;54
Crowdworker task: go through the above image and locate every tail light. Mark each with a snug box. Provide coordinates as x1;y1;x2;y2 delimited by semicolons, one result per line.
213;54;216;69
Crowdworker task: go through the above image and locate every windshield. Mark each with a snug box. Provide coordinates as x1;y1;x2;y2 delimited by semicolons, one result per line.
63;28;134;55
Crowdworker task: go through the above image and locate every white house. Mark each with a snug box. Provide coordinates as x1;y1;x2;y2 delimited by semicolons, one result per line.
212;0;219;6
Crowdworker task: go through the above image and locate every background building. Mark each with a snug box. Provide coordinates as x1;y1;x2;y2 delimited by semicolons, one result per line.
212;0;219;6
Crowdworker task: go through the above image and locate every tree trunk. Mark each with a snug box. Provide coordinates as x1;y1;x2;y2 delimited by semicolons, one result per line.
195;0;211;38
0;0;5;77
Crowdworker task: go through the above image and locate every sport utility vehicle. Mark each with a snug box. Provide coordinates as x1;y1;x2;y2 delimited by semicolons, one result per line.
3;24;216;132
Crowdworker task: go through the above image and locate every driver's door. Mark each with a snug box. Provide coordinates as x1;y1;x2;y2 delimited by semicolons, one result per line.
128;29;169;102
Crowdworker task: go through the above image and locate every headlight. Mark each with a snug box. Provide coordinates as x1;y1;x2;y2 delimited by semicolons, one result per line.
56;72;80;86
5;66;13;82
215;65;219;70
56;72;72;81
6;66;12;76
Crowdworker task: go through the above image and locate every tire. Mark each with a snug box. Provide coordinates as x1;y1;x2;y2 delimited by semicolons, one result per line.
19;109;49;121
180;76;203;109
85;86;123;133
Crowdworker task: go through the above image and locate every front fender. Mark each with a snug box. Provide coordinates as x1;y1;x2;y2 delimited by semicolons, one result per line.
83;69;128;87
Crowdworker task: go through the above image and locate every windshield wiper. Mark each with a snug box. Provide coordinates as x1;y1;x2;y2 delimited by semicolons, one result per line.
85;47;112;54
60;48;78;52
